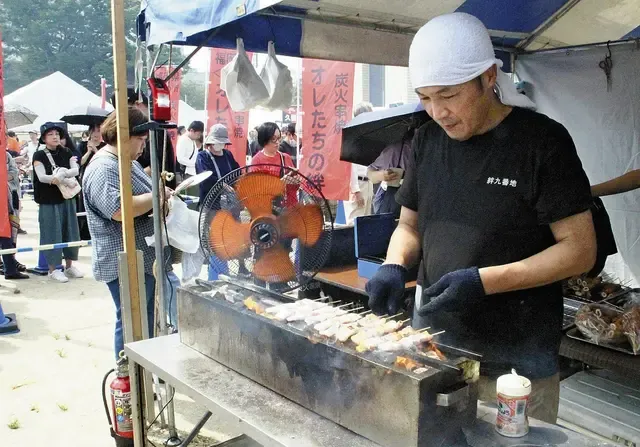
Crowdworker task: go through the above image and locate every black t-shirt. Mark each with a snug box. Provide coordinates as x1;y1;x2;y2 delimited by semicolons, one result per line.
395;107;592;379
138;137;177;189
32;147;74;205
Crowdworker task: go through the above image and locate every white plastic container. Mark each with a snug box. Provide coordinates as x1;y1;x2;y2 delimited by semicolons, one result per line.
496;369;532;437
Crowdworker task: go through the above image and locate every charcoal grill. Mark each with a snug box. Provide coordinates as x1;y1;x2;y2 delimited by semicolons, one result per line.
178;279;480;447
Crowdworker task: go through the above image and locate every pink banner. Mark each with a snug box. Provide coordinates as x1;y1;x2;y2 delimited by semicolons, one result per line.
206;48;250;167
300;59;354;201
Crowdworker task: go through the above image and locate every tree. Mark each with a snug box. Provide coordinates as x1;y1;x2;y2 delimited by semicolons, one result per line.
1;0;140;95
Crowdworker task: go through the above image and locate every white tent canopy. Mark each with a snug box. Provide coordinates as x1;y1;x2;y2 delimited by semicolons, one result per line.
178;100;205;128
5;71;113;132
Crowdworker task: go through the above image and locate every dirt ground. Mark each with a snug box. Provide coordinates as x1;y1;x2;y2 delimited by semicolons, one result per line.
0;199;240;446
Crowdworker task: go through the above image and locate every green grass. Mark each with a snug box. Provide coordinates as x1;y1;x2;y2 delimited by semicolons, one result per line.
55;349;67;358
64;334;71;341
57;403;68;412
30;404;39;413
7;418;20;430
52;333;60;340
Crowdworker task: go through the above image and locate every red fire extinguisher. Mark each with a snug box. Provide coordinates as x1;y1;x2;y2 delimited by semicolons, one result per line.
103;351;134;447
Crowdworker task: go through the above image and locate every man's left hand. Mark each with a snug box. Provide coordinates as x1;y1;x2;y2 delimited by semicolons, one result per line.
418;267;485;315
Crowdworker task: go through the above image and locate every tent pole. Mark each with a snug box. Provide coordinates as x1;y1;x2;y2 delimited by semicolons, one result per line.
151;42;164;74
110;0;146;446
165;28;222;82
524;38;640;56
204;48;211;128
109;0;142;353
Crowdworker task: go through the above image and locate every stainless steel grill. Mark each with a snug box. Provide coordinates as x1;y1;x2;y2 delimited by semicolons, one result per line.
178;279;481;447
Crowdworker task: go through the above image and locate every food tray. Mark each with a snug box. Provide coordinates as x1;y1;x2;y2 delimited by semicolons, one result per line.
565;327;638;356
602;288;640;308
563;298;586;330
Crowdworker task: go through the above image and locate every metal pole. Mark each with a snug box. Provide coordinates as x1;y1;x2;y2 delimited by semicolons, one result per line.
524;37;640;55
296;57;302;164
144;32;179;442
180;412;212;446
165;27;222;82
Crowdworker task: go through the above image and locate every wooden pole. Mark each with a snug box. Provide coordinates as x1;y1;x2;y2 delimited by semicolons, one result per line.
110;0;143;342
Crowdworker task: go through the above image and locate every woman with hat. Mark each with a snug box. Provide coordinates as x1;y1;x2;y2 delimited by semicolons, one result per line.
32;122;83;283
196;124;241;280
195;124;240;206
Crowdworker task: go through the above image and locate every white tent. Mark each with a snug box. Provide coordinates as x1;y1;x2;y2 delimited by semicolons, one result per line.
178;100;205;127
5;71;111;132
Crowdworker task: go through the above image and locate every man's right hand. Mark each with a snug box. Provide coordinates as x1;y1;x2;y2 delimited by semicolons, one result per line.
365;264;408;315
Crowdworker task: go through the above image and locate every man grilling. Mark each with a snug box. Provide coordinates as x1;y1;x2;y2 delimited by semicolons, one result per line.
365;12;596;424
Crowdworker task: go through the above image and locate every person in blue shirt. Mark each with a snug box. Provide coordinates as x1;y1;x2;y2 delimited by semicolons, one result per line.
196;124;241;280
195;124;240;205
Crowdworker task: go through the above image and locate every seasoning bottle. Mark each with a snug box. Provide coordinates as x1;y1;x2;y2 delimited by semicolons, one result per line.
495;369;531;437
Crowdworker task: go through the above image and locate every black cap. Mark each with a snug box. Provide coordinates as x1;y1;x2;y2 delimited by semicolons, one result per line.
39;121;68;144
110;86;149;108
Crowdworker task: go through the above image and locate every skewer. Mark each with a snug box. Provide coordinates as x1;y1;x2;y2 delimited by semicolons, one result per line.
357;309;372;316
418;327;431;333
383;312;403;321
335;303;352;309
346;306;365;313
399;318;410;325
430;330;446;337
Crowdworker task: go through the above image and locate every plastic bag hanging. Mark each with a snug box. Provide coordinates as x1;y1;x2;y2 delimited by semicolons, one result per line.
259;41;294;111
221;38;269;111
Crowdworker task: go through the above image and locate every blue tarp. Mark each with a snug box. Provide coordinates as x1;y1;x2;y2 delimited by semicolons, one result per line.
138;0;640;66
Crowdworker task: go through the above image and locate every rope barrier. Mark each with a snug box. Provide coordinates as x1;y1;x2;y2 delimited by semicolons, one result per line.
0;240;92;256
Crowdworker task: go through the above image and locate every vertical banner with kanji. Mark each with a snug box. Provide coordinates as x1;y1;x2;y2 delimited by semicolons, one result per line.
154;65;182;151
301;59;354;201
0;31;11;238
207;48;250;167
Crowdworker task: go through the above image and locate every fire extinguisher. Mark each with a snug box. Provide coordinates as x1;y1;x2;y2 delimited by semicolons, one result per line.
102;351;134;447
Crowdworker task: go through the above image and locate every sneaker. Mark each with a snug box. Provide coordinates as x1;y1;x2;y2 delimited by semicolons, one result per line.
64;266;84;279
49;269;69;283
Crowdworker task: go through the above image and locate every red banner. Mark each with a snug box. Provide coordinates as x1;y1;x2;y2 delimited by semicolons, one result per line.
300;59;354;201
154;65;182;152
0;31;10;238
206;48;250;167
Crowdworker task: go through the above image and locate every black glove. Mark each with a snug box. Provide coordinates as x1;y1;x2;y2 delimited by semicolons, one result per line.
418;267;485;316
365;264;408;315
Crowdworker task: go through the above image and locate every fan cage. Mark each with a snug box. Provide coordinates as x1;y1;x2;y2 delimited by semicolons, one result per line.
199;164;334;292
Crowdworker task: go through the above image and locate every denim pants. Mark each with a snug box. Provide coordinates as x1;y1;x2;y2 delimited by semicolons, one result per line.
165;271;181;329
0;237;18;276
106;271;181;359
38;201;80;266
